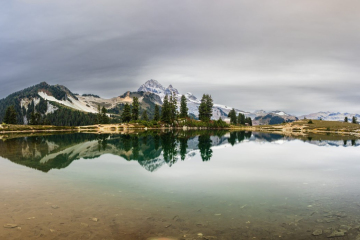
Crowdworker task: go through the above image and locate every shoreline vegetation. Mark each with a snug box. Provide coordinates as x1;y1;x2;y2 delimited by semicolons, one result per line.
1;119;359;137
232;119;360;137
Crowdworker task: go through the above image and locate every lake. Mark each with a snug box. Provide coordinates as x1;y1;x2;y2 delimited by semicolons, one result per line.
0;131;359;240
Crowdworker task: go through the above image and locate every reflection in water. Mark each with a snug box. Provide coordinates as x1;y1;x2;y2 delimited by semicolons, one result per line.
0;131;358;173
0;131;360;240
198;134;212;161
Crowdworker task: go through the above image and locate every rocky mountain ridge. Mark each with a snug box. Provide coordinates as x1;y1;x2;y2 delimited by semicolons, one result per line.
1;80;358;125
300;111;360;122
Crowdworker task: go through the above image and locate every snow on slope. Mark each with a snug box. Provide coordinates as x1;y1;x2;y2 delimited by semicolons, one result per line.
38;91;98;113
138;79;248;119
138;79;178;100
300;111;360;122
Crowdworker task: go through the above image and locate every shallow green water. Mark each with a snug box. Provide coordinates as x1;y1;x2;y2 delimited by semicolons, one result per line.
0;131;359;240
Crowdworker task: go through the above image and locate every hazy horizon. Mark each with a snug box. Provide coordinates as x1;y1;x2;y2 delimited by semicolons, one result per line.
1;0;359;115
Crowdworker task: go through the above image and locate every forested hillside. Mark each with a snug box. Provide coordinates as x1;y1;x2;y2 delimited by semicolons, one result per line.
0;82;97;126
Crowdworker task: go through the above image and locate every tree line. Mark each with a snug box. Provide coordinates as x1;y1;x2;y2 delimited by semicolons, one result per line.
227;108;253;126
120;93;215;124
344;116;358;124
2;92;231;128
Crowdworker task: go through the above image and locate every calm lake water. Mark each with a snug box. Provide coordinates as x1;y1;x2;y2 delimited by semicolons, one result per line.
0;131;359;240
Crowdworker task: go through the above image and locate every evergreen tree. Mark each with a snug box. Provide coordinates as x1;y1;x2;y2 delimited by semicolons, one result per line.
344;117;348;122
141;110;149;121
245;117;253;126
237;113;246;125
4;106;17;124
121;103;132;122
206;95;214;120
169;93;178;121
131;97;140;120
29;111;36;125
29;111;41;125
97;105;101;124
199;94;213;122
101;106;110;124
161;95;171;123
179;95;188;118
352;116;358;124
154;105;160;121
198;94;207;121
228;108;237;125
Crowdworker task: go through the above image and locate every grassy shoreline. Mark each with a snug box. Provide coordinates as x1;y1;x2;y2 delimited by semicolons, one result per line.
1;120;360;137
230;119;360;137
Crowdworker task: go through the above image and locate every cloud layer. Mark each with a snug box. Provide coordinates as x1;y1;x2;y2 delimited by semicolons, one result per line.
1;0;360;115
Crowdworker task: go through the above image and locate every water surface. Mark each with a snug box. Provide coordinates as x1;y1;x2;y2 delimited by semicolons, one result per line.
0;131;359;240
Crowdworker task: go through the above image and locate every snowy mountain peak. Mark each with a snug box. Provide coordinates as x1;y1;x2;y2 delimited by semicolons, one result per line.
185;92;198;101
137;79;180;99
165;84;179;95
137;80;248;120
272;110;288;116
138;79;165;92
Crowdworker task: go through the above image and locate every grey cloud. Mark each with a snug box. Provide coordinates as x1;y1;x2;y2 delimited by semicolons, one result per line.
1;0;360;114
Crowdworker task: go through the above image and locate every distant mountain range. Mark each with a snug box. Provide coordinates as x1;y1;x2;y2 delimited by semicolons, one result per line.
138;79;247;119
0;80;358;125
137;80;301;124
299;112;360;122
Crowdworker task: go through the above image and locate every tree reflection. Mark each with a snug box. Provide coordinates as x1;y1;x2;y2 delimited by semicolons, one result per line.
228;132;237;146
1;130;355;173
97;134;109;151
179;137;188;161
131;135;140;159
198;134;212;161
161;132;178;166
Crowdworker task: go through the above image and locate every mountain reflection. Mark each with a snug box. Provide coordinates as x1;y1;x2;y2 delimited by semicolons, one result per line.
0;131;358;173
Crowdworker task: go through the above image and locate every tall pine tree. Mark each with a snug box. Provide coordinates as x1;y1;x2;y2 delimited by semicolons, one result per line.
97;105;101;124
101;106;110;124
238;113;246;125
4;106;17;124
141;110;149;121
179;95;188;118
228;108;237;124
121;103;132;122
245;117;253;126
352;116;358;124
199;94;213;122
154;105;160;121
131;97;139;120
161;95;171;123
170;93;178;121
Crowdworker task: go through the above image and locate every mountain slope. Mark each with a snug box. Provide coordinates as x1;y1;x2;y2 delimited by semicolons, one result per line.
137;79;248;119
299;112;360;122
0;82;97;125
0;82;163;125
253;111;298;125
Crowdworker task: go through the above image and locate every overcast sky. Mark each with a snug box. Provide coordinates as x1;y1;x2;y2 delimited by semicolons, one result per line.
1;0;360;115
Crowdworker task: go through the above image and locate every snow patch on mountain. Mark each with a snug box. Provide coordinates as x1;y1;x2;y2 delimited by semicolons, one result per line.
299;111;360;122
45;102;58;114
137;79;248;119
38;91;97;113
138;79;179;100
